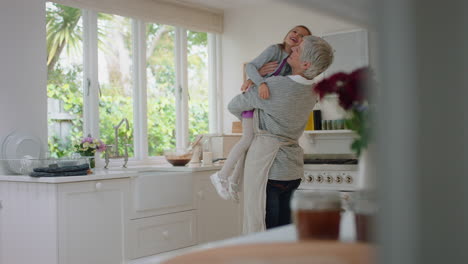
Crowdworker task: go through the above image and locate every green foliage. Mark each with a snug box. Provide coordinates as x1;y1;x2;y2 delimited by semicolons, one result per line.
47;64;84;157
48;135;73;158
345;107;373;157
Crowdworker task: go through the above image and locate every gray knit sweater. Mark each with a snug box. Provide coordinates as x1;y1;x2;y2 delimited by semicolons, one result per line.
245;44;291;86
228;75;317;181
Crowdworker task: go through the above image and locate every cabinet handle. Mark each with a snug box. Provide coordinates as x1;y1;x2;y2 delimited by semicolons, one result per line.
162;231;169;239
0;200;2;209
95;182;102;190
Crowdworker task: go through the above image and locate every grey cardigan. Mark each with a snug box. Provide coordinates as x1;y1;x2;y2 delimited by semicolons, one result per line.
228;75;317;181
245;44;291;86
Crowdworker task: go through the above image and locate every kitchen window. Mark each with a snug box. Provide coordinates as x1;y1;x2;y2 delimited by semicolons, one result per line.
46;2;219;162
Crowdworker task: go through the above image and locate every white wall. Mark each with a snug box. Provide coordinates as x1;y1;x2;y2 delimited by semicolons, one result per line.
0;0;47;144
220;2;361;133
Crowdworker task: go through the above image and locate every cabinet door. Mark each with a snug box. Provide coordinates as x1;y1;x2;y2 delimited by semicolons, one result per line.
57;179;129;264
195;171;242;243
128;210;196;259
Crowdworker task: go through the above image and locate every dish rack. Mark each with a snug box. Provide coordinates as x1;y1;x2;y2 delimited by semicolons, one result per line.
1;158;90;175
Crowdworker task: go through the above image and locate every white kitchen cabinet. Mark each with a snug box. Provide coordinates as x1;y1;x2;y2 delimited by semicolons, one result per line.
0;177;130;264
0;167;243;264
128;210;196;258
127;169;242;259
57;179;129;264
127;172;197;259
194;170;242;244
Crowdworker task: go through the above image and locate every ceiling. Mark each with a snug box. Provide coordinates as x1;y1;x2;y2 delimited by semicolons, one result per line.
169;0;275;13
172;0;371;25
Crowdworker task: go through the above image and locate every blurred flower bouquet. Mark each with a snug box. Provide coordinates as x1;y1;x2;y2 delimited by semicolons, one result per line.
74;135;106;168
314;67;375;156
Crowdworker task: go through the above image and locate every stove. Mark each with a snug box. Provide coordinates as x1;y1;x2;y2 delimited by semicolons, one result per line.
298;131;361;192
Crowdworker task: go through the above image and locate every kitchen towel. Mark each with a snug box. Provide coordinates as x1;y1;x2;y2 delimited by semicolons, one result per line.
33;163;90;173
29;169;89;177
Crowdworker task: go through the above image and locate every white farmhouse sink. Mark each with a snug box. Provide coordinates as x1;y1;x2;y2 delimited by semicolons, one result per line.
129;171;195;219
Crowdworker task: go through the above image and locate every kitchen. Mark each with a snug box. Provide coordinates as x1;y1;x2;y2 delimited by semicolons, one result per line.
0;0;466;264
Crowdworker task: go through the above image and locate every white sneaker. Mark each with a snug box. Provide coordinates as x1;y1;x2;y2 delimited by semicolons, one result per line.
210;172;230;200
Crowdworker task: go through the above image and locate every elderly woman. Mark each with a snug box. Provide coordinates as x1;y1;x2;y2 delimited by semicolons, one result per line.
227;35;334;233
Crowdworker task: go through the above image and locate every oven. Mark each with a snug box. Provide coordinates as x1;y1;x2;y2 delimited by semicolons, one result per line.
298;130;362;192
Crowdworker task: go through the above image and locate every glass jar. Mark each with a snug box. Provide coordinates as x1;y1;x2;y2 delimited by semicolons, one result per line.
352;191;377;243
291;190;342;240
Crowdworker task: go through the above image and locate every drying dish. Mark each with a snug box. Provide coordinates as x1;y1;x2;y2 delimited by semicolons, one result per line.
1;130;45;174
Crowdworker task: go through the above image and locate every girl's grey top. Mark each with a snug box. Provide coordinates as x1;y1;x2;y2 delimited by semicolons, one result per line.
228;75;317;181
245;44;291;86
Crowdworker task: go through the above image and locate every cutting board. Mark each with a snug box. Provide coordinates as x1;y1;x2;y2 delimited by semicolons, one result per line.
162;241;375;264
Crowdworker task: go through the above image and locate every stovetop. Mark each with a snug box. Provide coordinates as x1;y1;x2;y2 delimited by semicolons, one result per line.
303;159;358;165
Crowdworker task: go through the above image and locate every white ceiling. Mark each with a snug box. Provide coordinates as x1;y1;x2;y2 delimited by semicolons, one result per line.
172;0;371;25
170;0;275;12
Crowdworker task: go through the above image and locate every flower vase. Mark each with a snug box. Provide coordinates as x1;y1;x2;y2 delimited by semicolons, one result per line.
357;143;377;191
89;157;95;169
80;155;96;169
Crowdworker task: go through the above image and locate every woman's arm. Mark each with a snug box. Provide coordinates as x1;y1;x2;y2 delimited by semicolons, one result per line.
228;87;260;120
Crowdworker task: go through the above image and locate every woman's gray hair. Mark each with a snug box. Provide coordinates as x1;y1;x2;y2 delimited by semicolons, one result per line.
300;35;334;79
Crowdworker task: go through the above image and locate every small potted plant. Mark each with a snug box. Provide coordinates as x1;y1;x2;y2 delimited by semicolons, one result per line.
75;134;106;168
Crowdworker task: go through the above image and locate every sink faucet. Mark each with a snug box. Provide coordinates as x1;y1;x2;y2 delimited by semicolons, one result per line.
114;118;129;157
104;118;130;169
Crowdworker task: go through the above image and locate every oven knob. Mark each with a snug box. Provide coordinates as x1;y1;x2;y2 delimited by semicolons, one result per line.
326;175;333;184
307;176;313;182
335;176;343;184
316;175;324;183
345;175;353;184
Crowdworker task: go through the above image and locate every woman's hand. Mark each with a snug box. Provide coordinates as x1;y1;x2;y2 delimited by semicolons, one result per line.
259;61;279;76
241;79;254;92
258;83;270;99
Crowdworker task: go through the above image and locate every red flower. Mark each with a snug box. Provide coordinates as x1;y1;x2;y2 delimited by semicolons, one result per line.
313;67;373;110
314;72;348;99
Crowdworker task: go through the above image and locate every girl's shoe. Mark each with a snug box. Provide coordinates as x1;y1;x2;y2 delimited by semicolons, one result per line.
210;172;230;200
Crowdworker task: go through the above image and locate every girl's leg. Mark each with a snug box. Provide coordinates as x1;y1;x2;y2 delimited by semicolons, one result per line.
217;118;254;180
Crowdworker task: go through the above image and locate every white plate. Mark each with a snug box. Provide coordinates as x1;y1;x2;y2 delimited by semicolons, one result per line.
1;131;45;174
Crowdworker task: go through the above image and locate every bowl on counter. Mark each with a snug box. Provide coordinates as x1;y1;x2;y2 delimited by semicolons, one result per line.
164;149;193;166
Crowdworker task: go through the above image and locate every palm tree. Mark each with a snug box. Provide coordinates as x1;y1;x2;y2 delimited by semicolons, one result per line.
46;3;82;73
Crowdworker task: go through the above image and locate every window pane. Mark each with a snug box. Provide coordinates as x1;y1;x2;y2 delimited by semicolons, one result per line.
146;23;176;156
98;14;134;157
46;2;83;158
187;30;209;142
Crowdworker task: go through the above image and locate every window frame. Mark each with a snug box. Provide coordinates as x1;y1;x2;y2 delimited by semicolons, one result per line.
69;7;221;166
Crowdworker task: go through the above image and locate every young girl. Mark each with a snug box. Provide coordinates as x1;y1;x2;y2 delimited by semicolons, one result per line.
210;25;312;202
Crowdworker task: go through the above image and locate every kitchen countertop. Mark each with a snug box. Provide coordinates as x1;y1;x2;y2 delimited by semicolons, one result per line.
0;163;222;183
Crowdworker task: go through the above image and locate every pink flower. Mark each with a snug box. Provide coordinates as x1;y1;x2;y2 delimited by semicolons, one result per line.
77;136;106;153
